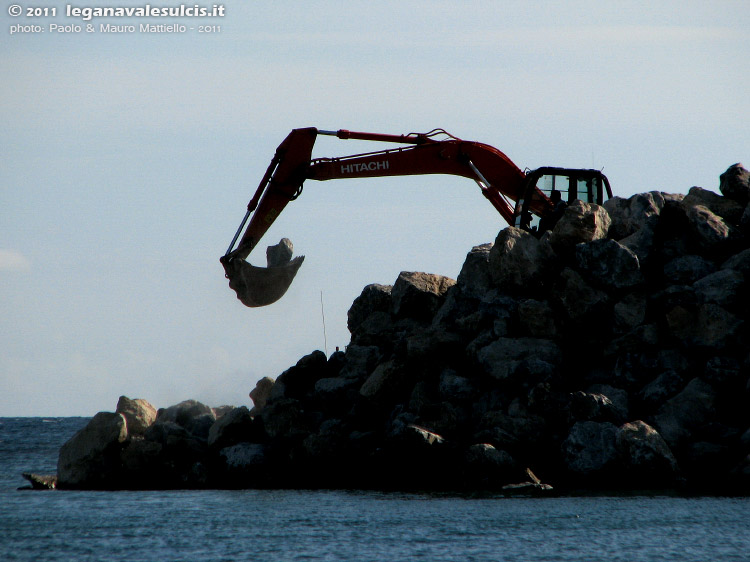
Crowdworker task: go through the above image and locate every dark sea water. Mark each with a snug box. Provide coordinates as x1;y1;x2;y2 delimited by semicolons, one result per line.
1;418;749;561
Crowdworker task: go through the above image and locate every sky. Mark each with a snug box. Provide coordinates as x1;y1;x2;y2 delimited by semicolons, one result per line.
2;1;748;416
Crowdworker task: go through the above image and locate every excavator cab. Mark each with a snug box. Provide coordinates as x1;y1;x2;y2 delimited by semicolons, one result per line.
514;167;613;234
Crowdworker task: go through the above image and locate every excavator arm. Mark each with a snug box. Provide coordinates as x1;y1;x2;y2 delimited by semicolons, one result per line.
221;127;591;308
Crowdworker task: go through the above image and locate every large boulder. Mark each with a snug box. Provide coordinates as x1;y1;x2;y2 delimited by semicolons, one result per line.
654;378;716;447
575;239;644;291
476;337;561;383
457;243;494;298
207;406;255;449
488;227;552;291
348;283;393;333
249;376;275;415
57;412;128;488
549;200;611;253
391;271;455;321
604;192;666;240
683;186;745;225
116;396;157;436
269;350;328;401
561;421;619;478
719;163;750;206
615;420;680;487
157;400;216;441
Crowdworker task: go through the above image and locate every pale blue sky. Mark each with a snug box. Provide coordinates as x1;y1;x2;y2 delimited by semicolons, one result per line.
2;1;748;415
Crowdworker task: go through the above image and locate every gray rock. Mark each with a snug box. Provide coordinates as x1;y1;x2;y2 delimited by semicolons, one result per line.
562;421;619;476
693;269;745;308
665;303;743;349
568;391;625;424
615;420;680;485
438;369;476;401
359;359;402;400
663;255;717;285
575;238;644;290
604;192;666;240
719;163;750;206
266;238;294;267
457;243;494;298
348;284;392;333
517;299;557;338
612;292;647;334
721;248;750;274
249;376;275;415
554;267;609;323
549;200;611;253
207;406;254;449
654;378;716;447
683;186;745;225
58;412;128;488
464;443;520;484
477;337;561;381
685;204;738;253
116;396;157;436
391;271;455;321
488;227;551;291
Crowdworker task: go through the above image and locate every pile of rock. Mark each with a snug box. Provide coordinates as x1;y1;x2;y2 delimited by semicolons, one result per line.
54;164;750;493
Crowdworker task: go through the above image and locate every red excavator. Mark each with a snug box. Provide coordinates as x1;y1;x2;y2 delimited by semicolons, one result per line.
221;127;612;307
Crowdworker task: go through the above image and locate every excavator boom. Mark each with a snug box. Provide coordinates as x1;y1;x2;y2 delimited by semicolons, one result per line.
221;127;611;307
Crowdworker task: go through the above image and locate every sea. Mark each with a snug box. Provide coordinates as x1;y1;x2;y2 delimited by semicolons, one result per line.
1;417;749;562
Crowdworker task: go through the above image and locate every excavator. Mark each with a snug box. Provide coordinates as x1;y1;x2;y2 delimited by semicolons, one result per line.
221;127;613;307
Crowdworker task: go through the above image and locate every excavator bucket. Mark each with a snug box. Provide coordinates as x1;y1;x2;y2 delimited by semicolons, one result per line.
223;239;304;308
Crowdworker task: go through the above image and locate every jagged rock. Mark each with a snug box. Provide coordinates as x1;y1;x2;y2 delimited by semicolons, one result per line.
663;255;717;285
348;283;392;333
488;227;552;291
612;292;647;334
116;396;157;436
683;186;745;225
476;337;561;382
685;204;738;254
639;370;685;408
359;359;404;400
57;412;128;488
721;247;750;274
604;192;666;240
457;243;493;298
249;376;275;415
517;299;557;338
575;238;644;291
464;443;520;485
260;398;311;441
568;391;625;425
665;303;743;349
561;421;619;478
438;369;476;401
158;400;216;441
693;269;745;308
207;406;255;449
269;350;328;401
391;271;455;321
615;420;680;486
654;378;716;447
549;200;611;252
554;267;609;323
266;237;294;267
719;163;750;206
219;442;268;485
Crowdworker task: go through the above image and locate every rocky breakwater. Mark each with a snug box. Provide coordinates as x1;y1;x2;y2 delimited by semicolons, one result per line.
54;164;750;494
